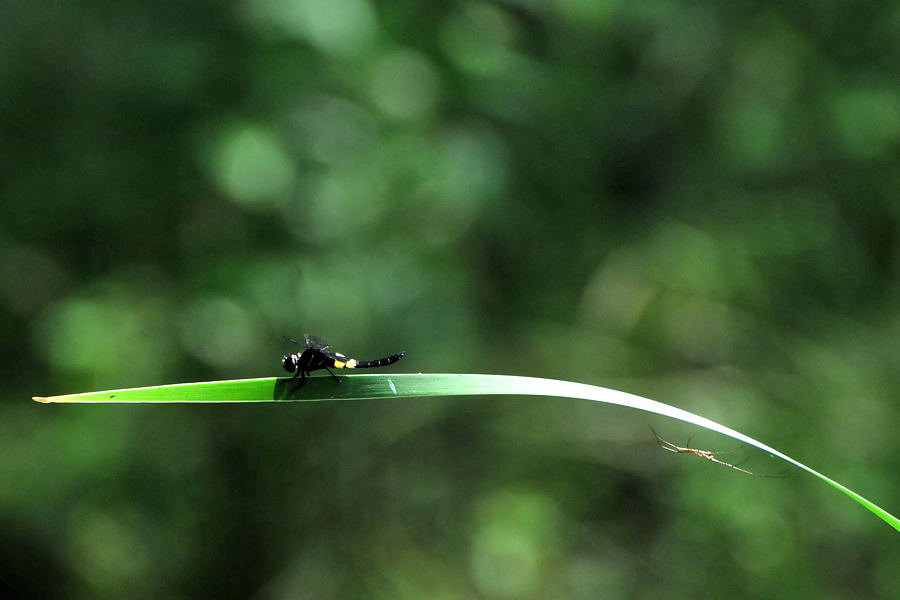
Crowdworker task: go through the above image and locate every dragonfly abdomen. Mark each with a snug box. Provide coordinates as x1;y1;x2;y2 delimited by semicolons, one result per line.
353;352;405;369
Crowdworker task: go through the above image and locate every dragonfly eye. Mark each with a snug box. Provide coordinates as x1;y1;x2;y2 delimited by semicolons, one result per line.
282;355;297;373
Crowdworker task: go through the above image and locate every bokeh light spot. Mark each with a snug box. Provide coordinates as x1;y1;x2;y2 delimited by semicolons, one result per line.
469;489;562;598
209;123;295;209
178;296;259;369
831;87;900;159
243;0;379;57
369;48;441;120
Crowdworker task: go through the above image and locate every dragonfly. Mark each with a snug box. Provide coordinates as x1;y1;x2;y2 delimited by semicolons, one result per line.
650;427;787;478
282;334;405;385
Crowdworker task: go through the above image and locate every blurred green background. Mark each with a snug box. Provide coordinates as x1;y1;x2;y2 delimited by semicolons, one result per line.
2;0;898;597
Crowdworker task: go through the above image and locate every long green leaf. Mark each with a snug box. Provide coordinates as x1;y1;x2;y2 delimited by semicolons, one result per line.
34;373;900;532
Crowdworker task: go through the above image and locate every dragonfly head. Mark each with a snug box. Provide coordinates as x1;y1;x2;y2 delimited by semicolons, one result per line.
282;354;298;373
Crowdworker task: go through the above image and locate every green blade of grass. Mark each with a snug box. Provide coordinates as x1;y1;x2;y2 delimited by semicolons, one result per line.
34;373;900;532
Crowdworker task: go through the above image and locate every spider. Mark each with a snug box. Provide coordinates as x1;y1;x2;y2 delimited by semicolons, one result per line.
650;426;788;478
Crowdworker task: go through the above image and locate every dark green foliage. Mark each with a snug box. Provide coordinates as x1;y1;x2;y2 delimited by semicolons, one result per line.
2;1;898;598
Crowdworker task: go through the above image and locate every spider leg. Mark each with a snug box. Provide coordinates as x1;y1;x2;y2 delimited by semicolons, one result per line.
703;448;740;456
649;426;681;453
703;454;788;477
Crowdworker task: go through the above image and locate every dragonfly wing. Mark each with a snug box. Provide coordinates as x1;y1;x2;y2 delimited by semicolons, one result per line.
304;334;331;351
304;334;343;360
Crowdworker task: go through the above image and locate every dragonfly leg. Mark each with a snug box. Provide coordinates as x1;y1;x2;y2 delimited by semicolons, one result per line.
323;366;341;383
